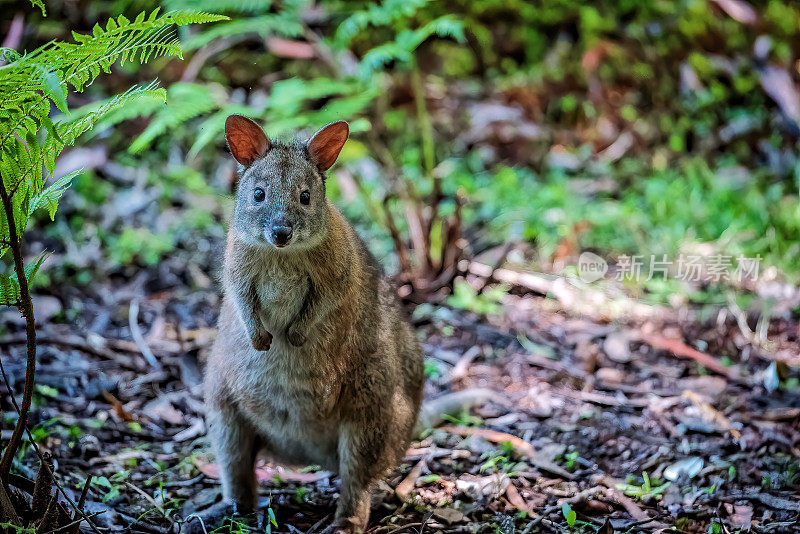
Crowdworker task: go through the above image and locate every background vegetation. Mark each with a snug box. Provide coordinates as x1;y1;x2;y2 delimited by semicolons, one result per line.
3;0;798;305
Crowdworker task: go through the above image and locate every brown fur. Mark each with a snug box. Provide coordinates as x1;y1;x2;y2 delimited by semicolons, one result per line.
205;117;424;534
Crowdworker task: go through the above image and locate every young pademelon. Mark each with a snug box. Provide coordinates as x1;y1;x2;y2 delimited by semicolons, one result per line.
204;115;424;534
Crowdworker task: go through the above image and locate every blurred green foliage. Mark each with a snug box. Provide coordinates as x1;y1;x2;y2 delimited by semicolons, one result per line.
5;0;799;293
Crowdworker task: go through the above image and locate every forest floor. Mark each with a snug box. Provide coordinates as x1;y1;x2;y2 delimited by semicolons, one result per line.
1;260;799;534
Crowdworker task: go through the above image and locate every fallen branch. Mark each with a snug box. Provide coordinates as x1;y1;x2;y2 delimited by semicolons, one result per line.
129;298;161;370
597;476;649;521
416;388;496;431
440;426;575;480
395;458;425;501
504;482;534;515
638;332;744;382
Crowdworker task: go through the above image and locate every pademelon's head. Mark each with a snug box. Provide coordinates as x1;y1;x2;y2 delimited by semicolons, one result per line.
224;115;348;251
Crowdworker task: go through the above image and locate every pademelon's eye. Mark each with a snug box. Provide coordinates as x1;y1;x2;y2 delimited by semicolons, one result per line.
253;188;265;202
300;190;310;205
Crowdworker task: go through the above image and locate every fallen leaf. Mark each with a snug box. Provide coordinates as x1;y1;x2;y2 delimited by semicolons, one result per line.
504;483;533;515
597;518;614;534
266;37;315;59
102;390;135;423
759;65;800;124
193;458;326;484
730;504;753;528
142;397;183;426
711;0;758;25
683;390;741;439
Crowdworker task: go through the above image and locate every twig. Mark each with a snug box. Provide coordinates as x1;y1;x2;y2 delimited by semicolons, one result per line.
126;481;167;518
129;298;161;369
476;242;514;295
440;426;575;480
448;346;483;383
597;476;649;521
68;475;92;534
305;513;330;534
381;194;411;274
377;522;422;534
395;458;425;501
521;486;605;531
638;331;743;382
45;511;104;534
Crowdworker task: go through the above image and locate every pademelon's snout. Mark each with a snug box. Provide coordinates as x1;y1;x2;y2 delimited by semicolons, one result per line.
271;224;293;247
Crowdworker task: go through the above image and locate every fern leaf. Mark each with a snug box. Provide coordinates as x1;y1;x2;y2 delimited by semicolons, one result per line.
181;14;301;51
28;171;77;220
129;82;223;153
23;251;50;286
27;0;45;16
0;48;21;63
335;0;432;44
0;274;21;307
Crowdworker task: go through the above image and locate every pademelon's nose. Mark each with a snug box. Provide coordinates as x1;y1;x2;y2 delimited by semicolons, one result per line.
271;224;293;247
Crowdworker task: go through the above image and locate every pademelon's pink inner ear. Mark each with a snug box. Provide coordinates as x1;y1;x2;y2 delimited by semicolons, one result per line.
225;115;269;166
307;121;349;171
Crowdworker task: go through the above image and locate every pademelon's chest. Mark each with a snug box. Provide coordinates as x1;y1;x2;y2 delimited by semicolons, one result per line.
254;267;308;325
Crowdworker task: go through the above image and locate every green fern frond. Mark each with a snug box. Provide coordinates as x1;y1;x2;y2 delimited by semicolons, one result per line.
357;16;465;78
182;13;303;51
23;251;50;286
28;171;77;220
129;82;225;153
164;0;274;15
27;0;45;16
188;105;257;159
0;274;21;306
335;0;432;44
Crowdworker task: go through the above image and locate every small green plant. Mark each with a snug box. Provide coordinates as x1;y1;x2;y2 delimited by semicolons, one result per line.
479;444;524;475
560;451;580;470
85;471;130;503
700;483;717;496
616;472;670;502
561;503;576;527
441;409;482;427
728;464;737;481
447;280;506;315
479;453;509;474
424;360;442;379
0;523;35;534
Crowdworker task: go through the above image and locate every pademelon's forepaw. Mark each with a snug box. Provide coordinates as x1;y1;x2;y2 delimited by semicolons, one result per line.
286;325;307;347
251;330;273;351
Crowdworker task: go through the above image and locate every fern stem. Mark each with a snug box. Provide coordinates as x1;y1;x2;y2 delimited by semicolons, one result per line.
0;173;37;484
410;62;438;273
410;63;435;178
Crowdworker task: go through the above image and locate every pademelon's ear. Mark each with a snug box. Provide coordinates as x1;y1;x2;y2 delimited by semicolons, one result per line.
307;121;349;171
225;115;269;166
